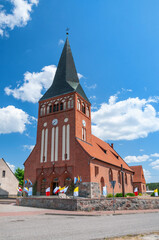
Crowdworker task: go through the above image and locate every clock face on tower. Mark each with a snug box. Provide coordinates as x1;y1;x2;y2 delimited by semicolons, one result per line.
82;120;86;127
52;119;58;126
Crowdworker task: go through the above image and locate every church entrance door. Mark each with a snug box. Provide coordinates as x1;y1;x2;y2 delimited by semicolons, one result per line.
50;178;59;195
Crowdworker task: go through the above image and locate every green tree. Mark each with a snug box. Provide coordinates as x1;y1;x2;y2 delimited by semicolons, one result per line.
146;183;159;190
15;168;24;187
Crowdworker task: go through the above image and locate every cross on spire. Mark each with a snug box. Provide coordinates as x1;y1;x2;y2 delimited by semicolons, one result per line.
66;28;69;36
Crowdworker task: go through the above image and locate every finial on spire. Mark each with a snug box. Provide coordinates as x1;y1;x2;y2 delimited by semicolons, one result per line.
66;27;69;37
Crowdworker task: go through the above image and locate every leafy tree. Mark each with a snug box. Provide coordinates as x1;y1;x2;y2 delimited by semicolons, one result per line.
15;168;24;187
146;183;159;190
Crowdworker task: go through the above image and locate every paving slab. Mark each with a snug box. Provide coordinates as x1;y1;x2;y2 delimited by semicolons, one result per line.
1;203;159;217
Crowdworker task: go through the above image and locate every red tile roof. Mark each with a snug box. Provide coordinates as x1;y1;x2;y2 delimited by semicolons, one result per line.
130;165;146;183
77;135;133;172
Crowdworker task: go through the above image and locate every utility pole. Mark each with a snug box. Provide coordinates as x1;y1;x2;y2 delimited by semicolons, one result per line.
121;164;125;197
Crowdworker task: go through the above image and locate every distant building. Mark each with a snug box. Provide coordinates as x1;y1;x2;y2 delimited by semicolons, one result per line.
131;165;146;193
24;37;134;197
0;158;18;197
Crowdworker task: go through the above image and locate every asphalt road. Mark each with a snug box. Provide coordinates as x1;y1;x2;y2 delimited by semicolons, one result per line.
0;205;159;240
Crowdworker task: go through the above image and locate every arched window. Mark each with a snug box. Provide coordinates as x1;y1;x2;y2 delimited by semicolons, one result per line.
47;104;52;114
40;105;45;116
71;99;74;108
109;169;113;182
77;99;80;110
100;177;105;194
118;171;121;184
63;101;66;110
125;173;127;184
86;106;89;117
60;102;63;111
53;103;59;112
68;100;70;109
40;108;43;116
82;127;86;141
131;175;133;185
82;102;85;114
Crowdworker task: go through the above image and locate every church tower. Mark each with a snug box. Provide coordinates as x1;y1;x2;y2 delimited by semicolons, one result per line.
25;37;134;197
24;37;92;195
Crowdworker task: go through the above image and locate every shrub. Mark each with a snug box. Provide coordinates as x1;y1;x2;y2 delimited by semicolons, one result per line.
151;189;158;197
126;193;135;197
115;193;123;197
139;193;142;196
107;194;113;198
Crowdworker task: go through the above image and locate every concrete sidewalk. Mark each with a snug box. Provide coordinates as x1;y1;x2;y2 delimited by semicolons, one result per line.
0;202;159;217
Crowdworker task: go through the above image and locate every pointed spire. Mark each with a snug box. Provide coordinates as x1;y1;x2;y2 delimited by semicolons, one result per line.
40;38;89;102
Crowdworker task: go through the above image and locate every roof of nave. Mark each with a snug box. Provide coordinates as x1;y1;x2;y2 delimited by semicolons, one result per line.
77;135;134;172
130;165;146;183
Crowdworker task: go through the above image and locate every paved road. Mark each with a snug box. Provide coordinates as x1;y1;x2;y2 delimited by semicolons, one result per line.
0;204;159;240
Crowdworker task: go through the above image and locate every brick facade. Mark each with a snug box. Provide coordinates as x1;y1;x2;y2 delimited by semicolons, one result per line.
130;166;146;194
24;38;139;197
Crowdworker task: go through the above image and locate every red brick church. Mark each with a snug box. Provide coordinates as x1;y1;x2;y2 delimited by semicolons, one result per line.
24;37;137;197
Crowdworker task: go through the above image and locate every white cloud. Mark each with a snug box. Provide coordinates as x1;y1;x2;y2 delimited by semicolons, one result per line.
124;155;150;164
7;162;15;173
124;153;159;172
89;96;96;100
123;88;132;92
58;39;64;45
0;0;39;37
140;149;144;152
150;159;159;169
5;65;57;103
23;144;34;151
0;105;34;134
92;95;159;141
143;169;151;181
5;65;84;103
150;153;159;158
77;73;84;80
84;82;97;90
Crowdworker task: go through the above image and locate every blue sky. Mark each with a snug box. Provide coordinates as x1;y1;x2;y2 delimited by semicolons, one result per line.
1;0;159;183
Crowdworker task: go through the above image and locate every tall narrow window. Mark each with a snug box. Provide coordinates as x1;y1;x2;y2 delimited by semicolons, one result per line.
68;100;70;109
62;124;70;160
40;105;45;116
40;108;43;116
109;169;113;182
71;99;74;108
49;105;52;113
47;104;52;114
131;175;133;185
82;102;85;114
53;103;59;112
60;102;63;110
40;128;48;163
118;171;121;184
2;170;5;178
77;99;80;110
82;127;86;141
95;166;99;176
63;101;66;110
51;126;59;162
86;106;89;117
125;173;127;184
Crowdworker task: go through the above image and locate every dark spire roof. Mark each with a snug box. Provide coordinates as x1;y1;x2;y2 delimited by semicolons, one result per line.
40;38;90;103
